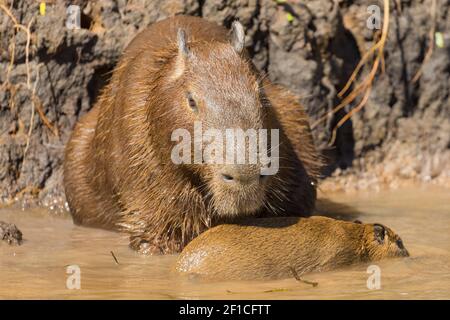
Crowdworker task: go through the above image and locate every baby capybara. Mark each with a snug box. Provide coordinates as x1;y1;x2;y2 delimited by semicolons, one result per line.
175;216;409;280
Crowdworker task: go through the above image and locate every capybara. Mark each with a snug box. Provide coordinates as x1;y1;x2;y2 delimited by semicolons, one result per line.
175;216;409;280
63;16;320;254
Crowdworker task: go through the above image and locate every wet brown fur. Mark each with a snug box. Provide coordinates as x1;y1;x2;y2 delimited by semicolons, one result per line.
63;16;321;254
175;216;410;280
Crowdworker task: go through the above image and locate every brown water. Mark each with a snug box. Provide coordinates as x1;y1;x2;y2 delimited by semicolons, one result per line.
0;187;449;299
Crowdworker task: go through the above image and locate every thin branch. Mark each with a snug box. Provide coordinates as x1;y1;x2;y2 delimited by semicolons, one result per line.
311;0;390;148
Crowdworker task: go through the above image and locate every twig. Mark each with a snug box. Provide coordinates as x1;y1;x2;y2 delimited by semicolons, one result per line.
0;4;34;88
1;33;15;91
337;41;382;99
1;4;35;154
110;251;120;265
24;65;41;154
311;0;390;147
289;267;318;287
329;84;372;145
263;288;291;293
1;4;58;150
33;95;59;136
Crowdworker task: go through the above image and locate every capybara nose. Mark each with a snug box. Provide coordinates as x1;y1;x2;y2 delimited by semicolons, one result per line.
220;166;261;185
220;172;260;184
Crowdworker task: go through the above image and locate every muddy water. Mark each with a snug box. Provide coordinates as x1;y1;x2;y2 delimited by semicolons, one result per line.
0;187;449;299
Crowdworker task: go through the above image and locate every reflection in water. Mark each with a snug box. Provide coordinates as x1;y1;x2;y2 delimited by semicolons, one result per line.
0;187;449;299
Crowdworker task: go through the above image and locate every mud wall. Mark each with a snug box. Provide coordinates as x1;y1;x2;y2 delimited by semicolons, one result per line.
0;0;449;206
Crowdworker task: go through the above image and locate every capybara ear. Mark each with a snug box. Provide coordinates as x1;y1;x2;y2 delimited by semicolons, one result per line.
373;223;386;244
177;28;190;56
230;20;245;53
172;28;190;79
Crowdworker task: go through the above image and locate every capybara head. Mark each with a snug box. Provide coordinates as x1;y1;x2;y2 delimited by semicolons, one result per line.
364;223;409;260
152;22;279;217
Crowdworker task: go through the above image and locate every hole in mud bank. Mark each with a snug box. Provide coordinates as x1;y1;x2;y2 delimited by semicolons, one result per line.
80;12;93;30
319;24;361;177
321;111;356;177
87;65;115;106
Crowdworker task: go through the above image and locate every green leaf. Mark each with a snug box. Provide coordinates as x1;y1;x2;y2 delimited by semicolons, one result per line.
286;12;294;23
435;32;444;48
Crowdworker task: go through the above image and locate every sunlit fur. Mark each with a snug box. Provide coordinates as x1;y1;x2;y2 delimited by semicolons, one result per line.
364;223;410;260
63;16;322;254
175;217;410;280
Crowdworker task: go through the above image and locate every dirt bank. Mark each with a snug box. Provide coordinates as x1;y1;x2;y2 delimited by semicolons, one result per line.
0;0;449;209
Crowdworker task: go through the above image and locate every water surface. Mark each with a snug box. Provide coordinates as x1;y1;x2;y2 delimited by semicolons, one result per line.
0;187;449;299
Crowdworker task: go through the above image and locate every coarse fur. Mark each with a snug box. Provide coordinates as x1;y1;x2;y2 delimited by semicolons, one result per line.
175;216;410;280
64;16;321;254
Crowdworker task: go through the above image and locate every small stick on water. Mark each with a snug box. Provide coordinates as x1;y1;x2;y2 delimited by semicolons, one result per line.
226;290;237;294
227;288;291;294
110;251;119;265
289;267;318;287
263;288;291;293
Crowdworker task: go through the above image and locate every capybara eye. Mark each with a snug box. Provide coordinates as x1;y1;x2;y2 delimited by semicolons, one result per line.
396;239;405;249
221;174;234;182
187;92;198;112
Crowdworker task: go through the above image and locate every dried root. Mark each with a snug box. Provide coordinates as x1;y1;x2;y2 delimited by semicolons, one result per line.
311;0;391;147
0;2;58;157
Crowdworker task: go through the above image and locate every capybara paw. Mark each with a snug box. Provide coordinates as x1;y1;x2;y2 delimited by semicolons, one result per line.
130;235;182;255
137;241;164;255
129;237;164;255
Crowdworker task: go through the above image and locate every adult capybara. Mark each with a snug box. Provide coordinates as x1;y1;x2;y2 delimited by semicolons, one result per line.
175;216;409;280
64;16;321;254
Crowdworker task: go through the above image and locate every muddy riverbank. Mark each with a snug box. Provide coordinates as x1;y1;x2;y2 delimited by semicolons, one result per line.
1;0;449;208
